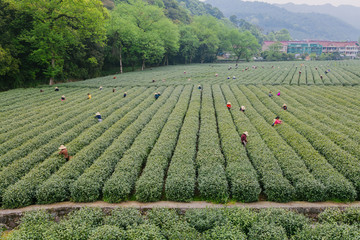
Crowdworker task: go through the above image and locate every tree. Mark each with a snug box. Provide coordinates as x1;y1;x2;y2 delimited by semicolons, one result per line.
106;5;139;73
190;15;222;63
0;0;34;90
179;25;200;64
108;0;178;70
229;30;260;62
275;29;292;41
17;0;108;85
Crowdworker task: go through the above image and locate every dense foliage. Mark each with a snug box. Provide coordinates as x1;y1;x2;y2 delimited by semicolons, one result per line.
3;207;360;239
0;0;262;91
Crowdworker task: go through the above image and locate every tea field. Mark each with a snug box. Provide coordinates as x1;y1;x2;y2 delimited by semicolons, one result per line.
0;61;360;209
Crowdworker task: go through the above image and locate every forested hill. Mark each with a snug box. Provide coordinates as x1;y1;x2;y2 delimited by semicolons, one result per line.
276;3;360;30
102;0;223;19
205;0;360;41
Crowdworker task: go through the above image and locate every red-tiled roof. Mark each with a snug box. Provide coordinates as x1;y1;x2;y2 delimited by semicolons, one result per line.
263;40;358;47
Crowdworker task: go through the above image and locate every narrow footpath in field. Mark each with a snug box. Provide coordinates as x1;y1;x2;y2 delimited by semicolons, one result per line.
2;201;360;215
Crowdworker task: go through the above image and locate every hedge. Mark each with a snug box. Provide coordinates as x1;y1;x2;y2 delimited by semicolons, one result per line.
1;87;147;207
135;85;192;202
165;87;200;202
228;85;325;202
212;85;261;202
195;85;229;202
0;88;115;166
244;85;357;200
35;87;155;204
70;86;171;202
102;86;184;202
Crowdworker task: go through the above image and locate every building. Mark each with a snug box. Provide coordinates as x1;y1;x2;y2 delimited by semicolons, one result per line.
262;40;359;58
287;43;323;56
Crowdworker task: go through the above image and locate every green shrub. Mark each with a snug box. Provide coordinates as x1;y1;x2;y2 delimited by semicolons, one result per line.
70;87;163;202
6;210;53;240
36;88;152;204
126;223;165;240
89;225;126;240
165;87;200;202
293;223;360;240
185;208;228;233
105;208;143;229
103;86;183;202
195;85;229;202
135;86;192;202
202;224;247;240
248;221;288;240
257;208;309;237
43;207;104;240
319;207;360;225
223;208;258;233
212;85;261;202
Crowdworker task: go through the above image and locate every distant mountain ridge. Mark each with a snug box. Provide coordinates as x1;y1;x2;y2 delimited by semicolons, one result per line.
205;0;360;41
276;3;360;30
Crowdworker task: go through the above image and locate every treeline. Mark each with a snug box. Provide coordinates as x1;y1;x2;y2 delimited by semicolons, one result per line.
0;0;261;90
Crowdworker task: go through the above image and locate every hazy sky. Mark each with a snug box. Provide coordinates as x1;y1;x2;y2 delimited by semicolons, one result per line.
240;0;360;7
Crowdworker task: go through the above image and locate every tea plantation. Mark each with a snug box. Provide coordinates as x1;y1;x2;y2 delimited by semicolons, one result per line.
0;61;359;209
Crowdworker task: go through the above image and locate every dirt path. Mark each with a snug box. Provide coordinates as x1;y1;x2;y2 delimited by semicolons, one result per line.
2;201;360;229
2;200;360;215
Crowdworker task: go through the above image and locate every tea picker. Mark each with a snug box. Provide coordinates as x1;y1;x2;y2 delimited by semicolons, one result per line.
59;145;71;161
241;131;248;147
95;112;102;122
226;101;232;110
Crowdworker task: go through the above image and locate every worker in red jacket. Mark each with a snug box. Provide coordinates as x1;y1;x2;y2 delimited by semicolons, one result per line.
226;101;231;110
272;116;283;126
241;131;248;147
59;145;71;161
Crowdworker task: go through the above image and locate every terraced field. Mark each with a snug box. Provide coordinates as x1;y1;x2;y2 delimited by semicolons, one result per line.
1;61;359;209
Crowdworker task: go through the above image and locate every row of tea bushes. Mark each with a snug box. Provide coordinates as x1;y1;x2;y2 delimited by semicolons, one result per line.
69;87;169;202
241;85;357;201
195;85;229;202
103;86;184;202
4;207;360;240
1;87;150;208
164;88;200;202
212;85;261;202
228;85;325;202
135;85;192;202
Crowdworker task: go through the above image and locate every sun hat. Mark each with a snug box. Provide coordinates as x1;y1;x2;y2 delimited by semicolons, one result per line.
59;145;66;150
96;112;100;115
227;101;231;104
244;131;249;136
61;95;65;98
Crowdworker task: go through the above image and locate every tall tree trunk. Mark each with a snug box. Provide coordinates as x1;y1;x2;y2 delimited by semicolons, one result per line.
166;55;169;66
49;56;55;85
119;46;123;74
142;59;145;71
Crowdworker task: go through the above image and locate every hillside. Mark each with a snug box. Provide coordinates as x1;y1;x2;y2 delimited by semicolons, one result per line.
101;0;223;19
276;3;360;30
205;0;360;41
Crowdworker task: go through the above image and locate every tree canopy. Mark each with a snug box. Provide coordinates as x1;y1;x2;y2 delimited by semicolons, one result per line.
1;0;263;90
